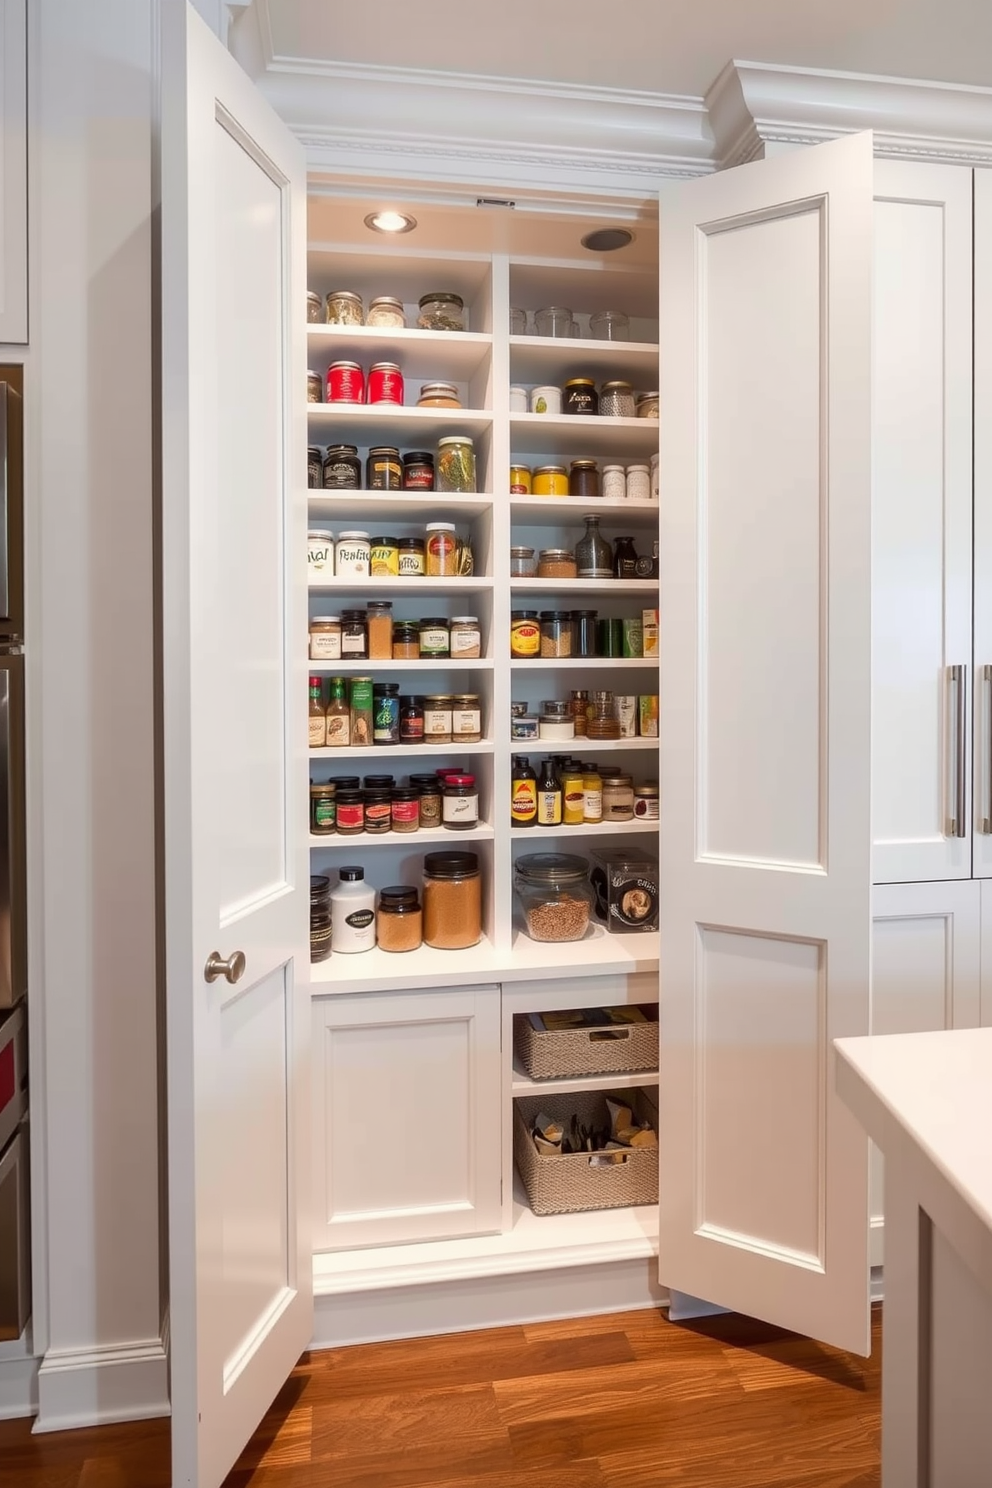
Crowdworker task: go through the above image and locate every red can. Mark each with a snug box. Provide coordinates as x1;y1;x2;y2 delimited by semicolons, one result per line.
366;361;405;406
326;360;365;403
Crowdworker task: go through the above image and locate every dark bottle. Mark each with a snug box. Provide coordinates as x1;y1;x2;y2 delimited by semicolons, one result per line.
634;538;659;580
613;535;639;579
537;757;562;827
511;755;538;828
399;694;424;743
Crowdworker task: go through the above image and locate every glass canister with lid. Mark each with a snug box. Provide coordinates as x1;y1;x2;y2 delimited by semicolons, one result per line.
366;296;406;328
306;291;323;323
436;436;477;493
515;852;594;943
510;547;537;579
418;382;462;408
422;850;482;949
418;292;466;331
600;380;637;418
325;290;364;325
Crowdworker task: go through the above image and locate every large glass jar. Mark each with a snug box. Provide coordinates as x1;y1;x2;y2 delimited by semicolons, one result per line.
418;292;465;331
514;852;595;943
600;380;636;418
367;296;406;329
588;689;621;740
423;851;482;949
539;611;573;658
325;289;364;325
534;306;575;338
436;436;476;493
589;309;630;342
575;514;613;578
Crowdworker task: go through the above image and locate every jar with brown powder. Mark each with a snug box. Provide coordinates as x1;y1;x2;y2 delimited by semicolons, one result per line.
422;851;482;949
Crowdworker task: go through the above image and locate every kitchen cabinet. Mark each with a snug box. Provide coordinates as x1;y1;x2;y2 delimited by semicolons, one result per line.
972;172;992;881
0;0;27;344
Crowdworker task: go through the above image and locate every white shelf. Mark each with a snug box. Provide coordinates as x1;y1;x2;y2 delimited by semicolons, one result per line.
307;324;493;379
510;925;659;974
511;496;658;530
510;738;659;755
310;741;495;760
509;820;659;838
310;824;495;849
308;403;493;443
307;658;494;673
510;412;658;459
310;577;494;596
511;578;658;595
511;1059;659;1097
309;935;501;994
310;492;492;522
508;334;659;382
510;656;657;670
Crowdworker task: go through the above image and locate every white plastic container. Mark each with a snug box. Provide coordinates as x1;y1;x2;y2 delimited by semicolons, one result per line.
307;529;335;580
335;530;371;577
530;385;562;415
330;866;376;953
509;384;528;412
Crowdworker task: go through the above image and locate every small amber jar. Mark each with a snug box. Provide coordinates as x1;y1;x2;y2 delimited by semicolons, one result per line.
569;459;601;499
392;622;420;660
377;887;423;951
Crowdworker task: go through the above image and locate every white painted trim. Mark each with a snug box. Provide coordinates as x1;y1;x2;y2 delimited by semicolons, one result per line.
0;1333;38;1420
34;1336;169;1433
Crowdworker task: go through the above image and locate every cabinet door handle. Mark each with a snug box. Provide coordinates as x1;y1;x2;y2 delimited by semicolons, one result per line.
983;665;992;835
948;664;967;838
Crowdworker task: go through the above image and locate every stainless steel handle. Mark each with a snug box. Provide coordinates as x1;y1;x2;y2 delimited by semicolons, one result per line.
204;950;246;985
947;664;967;838
983;665;992;835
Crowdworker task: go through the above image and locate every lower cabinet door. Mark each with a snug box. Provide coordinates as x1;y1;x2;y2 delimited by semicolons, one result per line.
870;881;981;1265
312;984;502;1251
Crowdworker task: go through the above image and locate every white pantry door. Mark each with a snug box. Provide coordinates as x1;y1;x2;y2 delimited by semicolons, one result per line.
160;5;311;1486
658;132;874;1355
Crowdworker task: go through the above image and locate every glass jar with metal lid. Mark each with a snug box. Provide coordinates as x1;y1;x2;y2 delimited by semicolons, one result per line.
442;774;479;830
569;459;601;499
402;451;435;490
306;290;322;323
417;292;466;332
633;782;660;820
307;370;323;403
423;694;453;744
563;378;599;416
367;362;404;405
588;689;621;740
540;611;573;658
366;446;402;491
310;781;336;835
309;616;342;661
307;446;323;488
636;391;660;419
601;771;635;821
417;382;462;408
398;697;424;745
450;616;481;658
600;381;636;418
510;610;540;657
532;465;568;497
514;853;594;943
322;444;361;490
510;547;536;578
377;885;422;948
366;296;406;328
426;522;459;576
537;549;577;579
589;309;630;341
436;436;476;493
451;694;482;742
325;289;364;325
392;622;420;659
412;773;443;829
422;850;481;949
397;538;426;576
419;617;450;659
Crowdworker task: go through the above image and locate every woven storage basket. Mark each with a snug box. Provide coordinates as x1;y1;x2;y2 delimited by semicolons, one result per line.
514;1008;658;1080
514;1087;659;1216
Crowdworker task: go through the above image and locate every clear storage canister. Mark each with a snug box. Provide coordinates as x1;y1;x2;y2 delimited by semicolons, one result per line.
510;546;537;578
366;296;406;329
600;381;636;418
540;611;573;658
515;852;594;943
436;436;476;493
418;292;465;331
325;289;364;325
423;850;482;949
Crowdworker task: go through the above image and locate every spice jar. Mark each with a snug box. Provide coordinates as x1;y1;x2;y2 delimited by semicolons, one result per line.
335;790;365;836
425;522;459;576
442;774;479;830
636;392;660;419
634;782;660;820
603;464;626;500
367;296;406;329
366;600;393;659
417;382;461;408
563;379;599;416
310;615;342;660
422;851;482;949
377;886;423;951
569;690;590;737
569;459;601;499
532;465;568;497
626;464;651;502
392;622;420;659
510;547;537;578
325;289;364;325
335;531;371;577
366;446;402;491
602;772;635;822
540;611;573;658
390;788;421;833
510;464;532;494
600;380;636;418
367;362;404;405
340;610;368;659
370;538;400;578
436;436;476;493
423;693;453;744
452;693;482;742
510;610;540;658
419;617;450;659
308;529;335;581
402;451;435;490
326;361;364;403
364;788;393;833
399;696;424;744
323;444;361;490
307;446;323;488
515;853;595;943
537;549;577;579
571;610;598;658
588;690;621;740
418;292;466;332
450;616;481;658
373;683;400;744
398;538;426;576
307;291;322;323
310;781;336;835
307;370;323;403
412;774;442;829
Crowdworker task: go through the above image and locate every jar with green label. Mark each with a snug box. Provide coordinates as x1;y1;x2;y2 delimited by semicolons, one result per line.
310;782;337;835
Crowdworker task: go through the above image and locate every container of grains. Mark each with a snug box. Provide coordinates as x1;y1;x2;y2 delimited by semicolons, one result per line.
418;293;466;332
450;616;482;657
325;290;364;325
366;296;406;329
423;693;454;744
423;851;482;949
600;381;636;418
366;601;393;659
515;853;594;943
537;549;577;579
417;382;462;408
376;886;423;951
510;547;537;579
392;622;420;659
309;616;342;660
425;522;459;576
307;291;322;323
391;788;421;832
540;611;572;658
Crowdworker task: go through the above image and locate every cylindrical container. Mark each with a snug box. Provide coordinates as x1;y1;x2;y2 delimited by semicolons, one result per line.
600;380;636;418
330;866;376;952
650;452;660;501
366;600;393;659
423;694;453;744
327;360;365;403
364;789;393;833
616;694;638;738
614;536;639;580
366;296;405;329
569;690;590;737
422;851;482;949
603;464;626;500
636;392;660;419
324;678;351;747
509;463;532;494
602;771;635;822
633;783;660;820
418;292;465;331
325;290;364;326
589;309;630;341
582;763;603;824
363;774;396;791
335;531;370;577
390;790;421;834
569;460;601;499
511;714;540;742
510;610;540;658
532;465;568;497
398;538;426;576
417;382;461;408
306;291;322;323
307;446;323;488
539;706;575;742
310;781;336;836
529;385;562;415
377;886;423;951
436;436;476;493
366;446;402;491
515;853;595;943
349;676;374;747
340;610;368;660
370;538;399;578
571;610;598;658
328;775;361;791
452;694;482;742
510;307;527;335
510;547;536;578
576;514;613;578
442;774;479;830
537;549;577;580
372;684;400;745
335;791;364;835
588;690;621;740
511;756;538;827
450;616;481;658
398;696;424;744
413;774;443;830
425;522;459;576
560;761;586;825
563;379;598;416
509;386;528;413
419;617;451;659
402;451;435;490
638;694;659;738
367;362;404;405
626;464;651;502
322;444;362;490
597;617;624;658
392;622;420;659
539;611;573;659
307;370;323;403
310;615;342;661
534;306;574;338
307;529;335;581
311;877;331;963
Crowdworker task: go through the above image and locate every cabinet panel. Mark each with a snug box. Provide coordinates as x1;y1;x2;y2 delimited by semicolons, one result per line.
313;985;502;1251
872;162;973;884
869;880;980;1266
0;0;27;344
973;174;992;879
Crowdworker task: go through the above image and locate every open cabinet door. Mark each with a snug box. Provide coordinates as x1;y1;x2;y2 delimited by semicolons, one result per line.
658;132;873;1354
160;5;311;1484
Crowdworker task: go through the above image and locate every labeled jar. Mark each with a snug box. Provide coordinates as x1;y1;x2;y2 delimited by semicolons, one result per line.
340;610;368;659
424;521;458;576
398;695;424;744
418;292;465;332
568;459;601;499
571;610;598;658
510;609;540;658
417;382;461;408
452;693;482;742
563;379;598;416
364;788;393;833
532;465;568;497
515;853;594;943
370;538;400;577
310;615;342;661
310;781;336;835
589;309;630;341
537;549;577;579
322;444;361;490
419;617;451;659
366;446;402;491
326;360;365;403
350;680;375;750
436;436;476;493
307;370;323;403
325;290;364;326
367;296;406;329
392;622;420;659
413;774;443;829
530;385;562;415
540;611;572;658
306;291;322;324
509;464;532;494
398;538;426;576
308;529;335;581
510;547;537;578
377;886;423;951
602;772;635;821
450;616;481;658
626;464;651;502
373;683;400;744
366;600;393;659
390;789;421;834
636;392;660;419
560;761;586;825
307;446;323;488
569;690;590;737
511;714;540;742
582;763;603;824
423;694;453;744
335;531;370;577
402;451;435;490
367;362;404;406
442;774;479;830
335;790;365;835
603;464;626;500
422;850;482;949
633;782;660;820
600;380;636;418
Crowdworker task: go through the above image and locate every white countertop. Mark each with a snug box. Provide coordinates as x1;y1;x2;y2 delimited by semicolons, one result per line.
835;1027;992;1292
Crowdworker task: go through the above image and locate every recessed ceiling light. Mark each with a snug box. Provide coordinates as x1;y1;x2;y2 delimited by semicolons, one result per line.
365;210;417;234
581;227;634;252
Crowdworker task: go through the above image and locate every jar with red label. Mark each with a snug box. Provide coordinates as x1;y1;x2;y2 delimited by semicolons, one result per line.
390;789;421;833
367;361;405;406
335;790;365;835
327;360;365;403
403;451;435;490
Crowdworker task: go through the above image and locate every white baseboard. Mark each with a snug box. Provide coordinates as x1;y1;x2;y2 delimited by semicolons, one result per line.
0;1333;39;1419
35;1336;170;1432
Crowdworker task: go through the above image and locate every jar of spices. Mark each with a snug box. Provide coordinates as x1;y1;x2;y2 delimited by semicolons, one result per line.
452;694;482;742
390;789;421;834
366;296;406;329
600;381;636;418
417;382;461;408
422;851;482;949
602;772;635;822
377;886;423;951
569;690;590;737
510;547;536;578
588;690;621;740
540;611;573;658
425;522;459;576
340;610;368;659
532;465;568;497
510;464;532;494
392;622;420;659
325;290;364;325
423;694;453;744
307;530;335;581
366;446;402;491
529;385;562;415
310;615;342;661
370;538;400;577
310;781;336;835
306;291;322;323
326;361;365;403
402;451;435;490
563;379;599;416
412;773;442;829
569;459;601;499
307;370;323;403
634;782;660;820
436;436;476;493
510;610;540;658
335;790;365;835
442;774;479;831
575;514;612;578
367;362;404;405
322;444;362;490
603;464;626;500
418;617;450;659
418;292;465;332
373;683;401;744
515;853;595;943
307;446;323;488
398;538;426;576
364;788;393;833
537;549;577;579
450;616;481;658
366;601;393;659
539;701;575;742
636;392;660;419
399;696;424;744
335;531;371;577
626;464;651;502
571;610;598;658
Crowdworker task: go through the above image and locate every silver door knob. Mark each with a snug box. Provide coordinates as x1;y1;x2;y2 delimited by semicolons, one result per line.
204;950;246;985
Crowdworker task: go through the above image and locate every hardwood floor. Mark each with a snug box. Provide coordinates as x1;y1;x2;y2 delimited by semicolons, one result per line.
0;1305;882;1487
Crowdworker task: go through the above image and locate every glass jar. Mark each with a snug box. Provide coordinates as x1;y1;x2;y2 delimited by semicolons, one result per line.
367;362;404;406
307;446;323;488
436;436;476;493
364;789;393;833
602;772;635;822
413;774;443;829
511;714;539;743
325;289;364;325
514;853;595;943
563;379;599;416
306;291;322;323
510;547;537;578
392;622;420;659
534;306;575;338
366;296;406;328
634;782;660;820
323;444;361;490
403;451;435;490
307;530;335;581
310;615;342;661
398;538;426;576
417;382;461;408
560;760;586;825
377;886;423;950
510;464;532;494
589;309;630;341
532;465;568;497
588;690;621;740
419;617;451;659
600;381;636;418
571;610;598;658
509;307;527;334
452;694;482;742
540;611;573;658
626;464;651;502
582;763;603;824
442;773;479;830
450;616;481;658
335;789;365;835
423;693;453;744
366;600;393;659
390;789;421;834
569;690;590;737
370;539;399;578
422;850;482;949
603;464;626;500
398;696;424;744
326;361;364;403
310;781;336;835
418;292;465;331
537;549;577;579
613;536;639;578
575;514;613;578
569;459;601;499
366;446;402;491
307;370;323;403
530;385;562;415
636;392;660;419
539;701;574;742
340;610;368;660
510;610;540;658
425;522;459;576
335;531;371;577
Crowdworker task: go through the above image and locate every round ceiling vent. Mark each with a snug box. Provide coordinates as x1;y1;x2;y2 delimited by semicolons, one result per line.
580;227;634;252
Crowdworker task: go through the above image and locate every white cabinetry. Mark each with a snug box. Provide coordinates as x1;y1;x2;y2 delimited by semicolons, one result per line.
0;0;26;344
972;173;992;879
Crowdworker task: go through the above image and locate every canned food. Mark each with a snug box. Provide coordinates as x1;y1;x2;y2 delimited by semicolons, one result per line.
367;362;404;405
327;360;364;403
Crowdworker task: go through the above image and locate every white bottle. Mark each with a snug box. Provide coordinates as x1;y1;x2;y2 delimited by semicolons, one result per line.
330;866;376;953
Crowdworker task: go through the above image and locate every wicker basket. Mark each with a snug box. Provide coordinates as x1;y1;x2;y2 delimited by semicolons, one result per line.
514;1088;659;1216
514;1008;658;1081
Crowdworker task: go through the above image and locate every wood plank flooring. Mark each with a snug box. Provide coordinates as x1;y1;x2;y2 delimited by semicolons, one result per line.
0;1304;882;1487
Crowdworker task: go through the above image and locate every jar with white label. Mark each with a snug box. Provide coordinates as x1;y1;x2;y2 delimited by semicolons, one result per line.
423;694;453;744
450;616;481;658
335;531;370;577
451;694;482;742
307;529;335;581
442;774;479;830
602;464;626;501
309;616;342;660
329;866;376;953
626;464;651;502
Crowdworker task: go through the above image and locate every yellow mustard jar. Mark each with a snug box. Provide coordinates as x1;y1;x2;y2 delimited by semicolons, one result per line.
532;464;568;497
